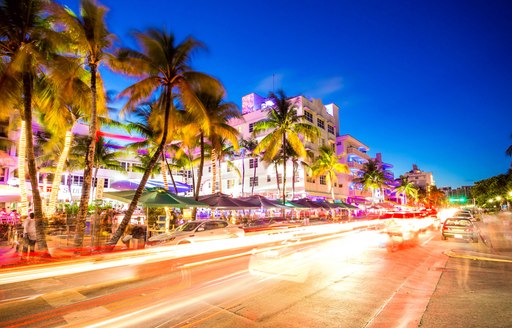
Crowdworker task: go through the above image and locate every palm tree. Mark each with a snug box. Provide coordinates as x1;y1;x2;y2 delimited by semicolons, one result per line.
217;139;240;194
354;159;387;203
50;0;113;249
239;138;258;196
394;175;418;206
106;28;217;247
124;99;185;231
40;58;91;216
311;145;350;201
0;0;68;255
192;86;240;195
253;90;319;205
426;185;445;208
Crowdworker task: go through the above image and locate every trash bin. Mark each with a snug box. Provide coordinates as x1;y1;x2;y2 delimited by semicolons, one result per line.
131;225;146;249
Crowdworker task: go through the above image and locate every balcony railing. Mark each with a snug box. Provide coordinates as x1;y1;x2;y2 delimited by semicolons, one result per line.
347;146;369;159
347;161;363;170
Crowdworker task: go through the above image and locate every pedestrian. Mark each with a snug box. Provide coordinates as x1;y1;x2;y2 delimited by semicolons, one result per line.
22;212;37;260
8;209;20;225
0;207;7;223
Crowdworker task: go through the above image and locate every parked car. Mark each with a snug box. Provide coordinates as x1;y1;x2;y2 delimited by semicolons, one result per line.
453;210;480;222
441;217;479;242
147;220;245;245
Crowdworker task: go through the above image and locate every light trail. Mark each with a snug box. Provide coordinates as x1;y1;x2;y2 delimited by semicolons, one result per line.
0;221;385;285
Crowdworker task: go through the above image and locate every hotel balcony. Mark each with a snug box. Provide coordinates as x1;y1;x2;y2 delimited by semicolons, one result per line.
347;161;364;171
346;146;369;160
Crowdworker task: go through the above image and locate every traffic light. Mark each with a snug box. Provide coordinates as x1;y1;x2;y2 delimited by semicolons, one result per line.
449;196;467;203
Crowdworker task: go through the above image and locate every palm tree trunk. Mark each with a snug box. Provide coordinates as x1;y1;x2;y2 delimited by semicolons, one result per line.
211;148;217;194
47;130;73;216
17;120;28;216
164;154;178;194
282;134;287;219
275;163;280;195
195;133;205;200
23;72;49;256
161;152;171;232
108;87;172;247
75;62;99;249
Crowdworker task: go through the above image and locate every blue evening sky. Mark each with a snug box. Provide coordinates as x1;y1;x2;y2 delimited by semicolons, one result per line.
62;0;512;188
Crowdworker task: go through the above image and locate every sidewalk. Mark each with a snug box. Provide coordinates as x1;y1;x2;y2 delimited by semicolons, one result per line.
0;235;126;269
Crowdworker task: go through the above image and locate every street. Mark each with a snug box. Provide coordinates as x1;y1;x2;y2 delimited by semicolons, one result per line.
0;214;511;327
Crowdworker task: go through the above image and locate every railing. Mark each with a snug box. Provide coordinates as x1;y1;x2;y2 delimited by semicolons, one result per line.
347;147;368;159
347;161;363;170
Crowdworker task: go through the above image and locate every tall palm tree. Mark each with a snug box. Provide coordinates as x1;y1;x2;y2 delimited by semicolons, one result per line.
50;0;113;249
0;0;67;255
394;175;418;206
217;139;240;194
106;28;216;247
40;57;91;216
192;86;240;195
124;99;185;231
239;137;258;196
311;145;350;201
354;159;387;203
253;90;319;206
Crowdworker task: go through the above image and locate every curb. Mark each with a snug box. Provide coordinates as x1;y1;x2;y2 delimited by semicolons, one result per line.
444;250;512;263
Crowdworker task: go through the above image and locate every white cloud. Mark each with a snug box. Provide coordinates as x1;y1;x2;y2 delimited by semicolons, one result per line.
307;76;344;97
254;73;285;94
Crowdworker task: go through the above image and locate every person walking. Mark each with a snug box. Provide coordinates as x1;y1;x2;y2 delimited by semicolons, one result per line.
22;212;37;260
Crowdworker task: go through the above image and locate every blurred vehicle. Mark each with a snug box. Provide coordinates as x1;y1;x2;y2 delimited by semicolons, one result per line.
441;217;479;242
243;217;301;233
453;210;480;222
147;220;244;245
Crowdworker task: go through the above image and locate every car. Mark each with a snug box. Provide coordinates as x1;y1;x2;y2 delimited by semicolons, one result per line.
453;210;480;222
441;217;479;242
147;220;245;245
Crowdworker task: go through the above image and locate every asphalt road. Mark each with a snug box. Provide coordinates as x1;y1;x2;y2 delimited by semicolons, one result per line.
1;214;511;327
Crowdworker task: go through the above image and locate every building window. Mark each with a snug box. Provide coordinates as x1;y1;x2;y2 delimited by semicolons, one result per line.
0;167;6;182
92;177;109;188
250;176;258;187
267;175;271;182
227;179;234;189
306;176;315;183
208;166;211;173
226;165;232;172
249;122;255;133
304;111;313;123
328;125;335;134
317;119;325;129
319;175;327;185
294;175;300;182
249;158;258;169
72;175;84;186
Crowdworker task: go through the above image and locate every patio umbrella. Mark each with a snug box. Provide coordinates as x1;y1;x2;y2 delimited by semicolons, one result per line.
139;188;208;208
198;192;259;209
104;188;208;208
239;195;289;209
292;198;325;209
103;190;138;203
340;202;358;209
275;200;310;209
